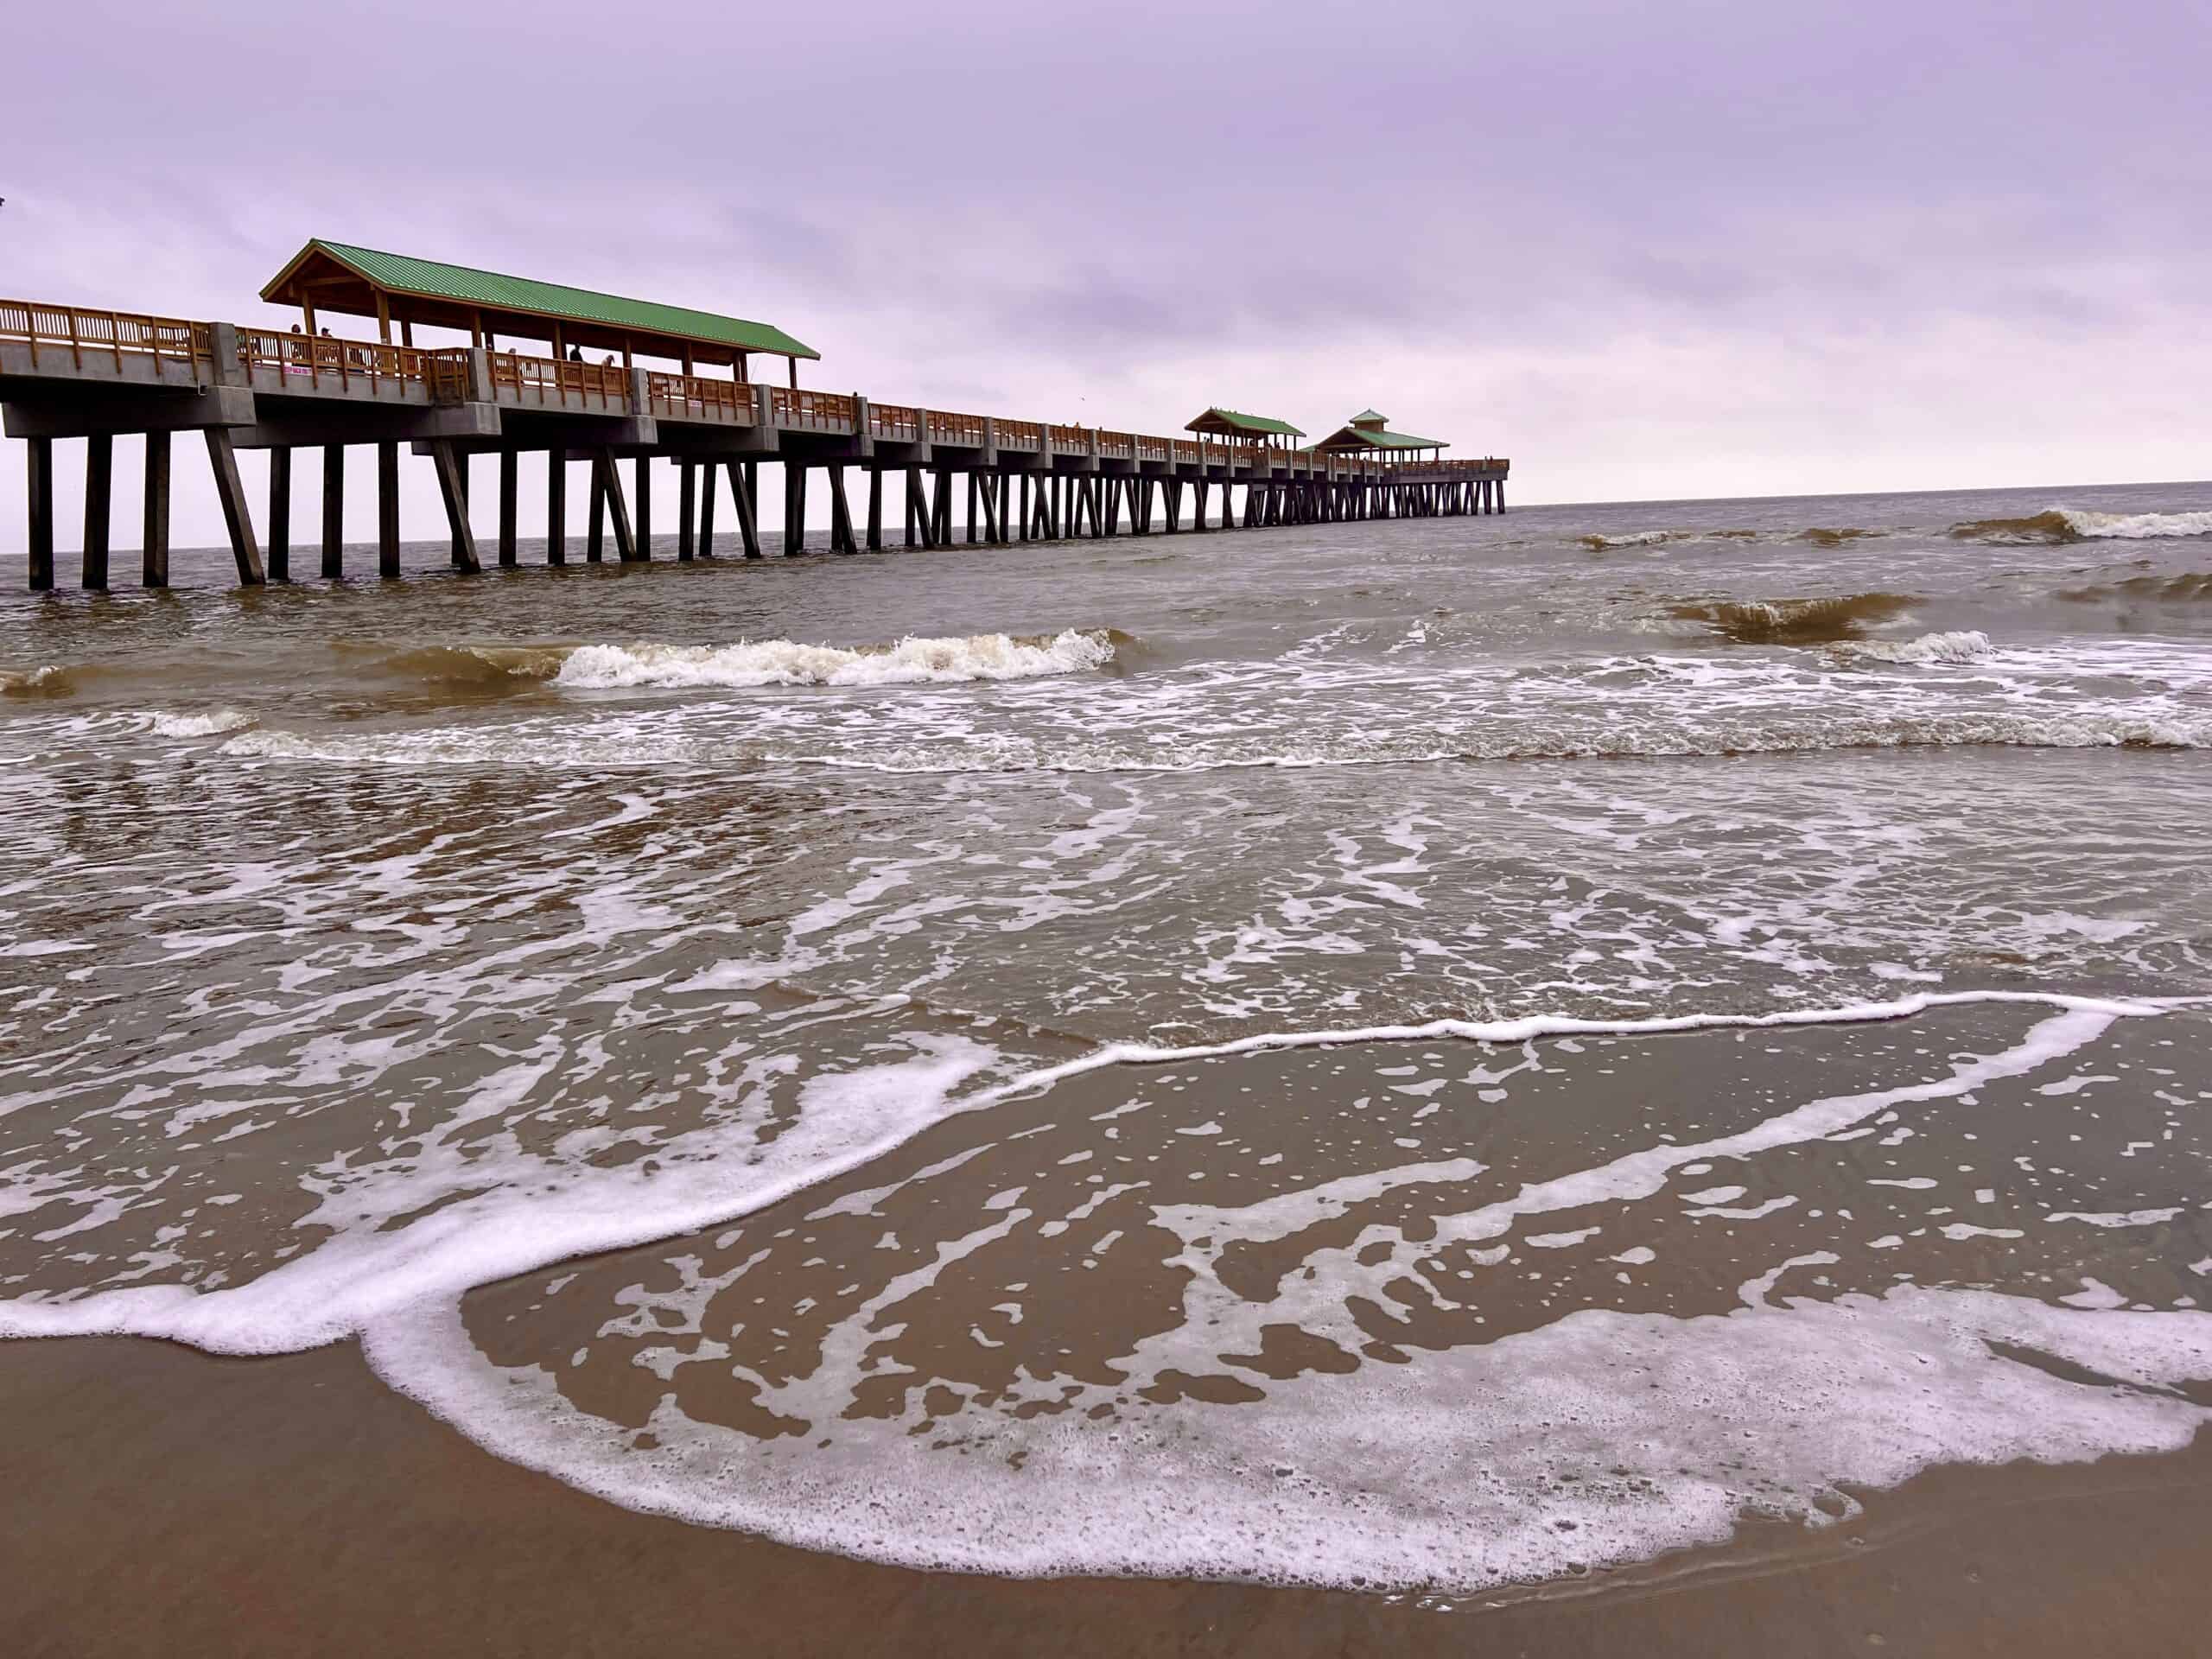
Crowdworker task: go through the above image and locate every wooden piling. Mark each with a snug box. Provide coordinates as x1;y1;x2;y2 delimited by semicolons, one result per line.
203;429;265;587
81;433;112;591
142;430;170;589
267;447;291;583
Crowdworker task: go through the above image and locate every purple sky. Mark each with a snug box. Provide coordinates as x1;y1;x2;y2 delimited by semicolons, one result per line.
4;0;2207;553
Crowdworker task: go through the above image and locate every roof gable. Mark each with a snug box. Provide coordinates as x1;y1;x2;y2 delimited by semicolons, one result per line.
1185;406;1306;439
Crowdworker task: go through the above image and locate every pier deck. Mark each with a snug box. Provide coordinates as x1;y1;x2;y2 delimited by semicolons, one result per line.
3;296;1509;591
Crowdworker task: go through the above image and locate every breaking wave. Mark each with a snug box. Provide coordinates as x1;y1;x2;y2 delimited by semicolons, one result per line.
1664;593;1916;645
553;629;1120;690
0;664;72;696
1581;531;1675;550
144;709;257;738
1953;508;2212;544
1829;630;1994;666
1796;527;1883;548
337;642;573;687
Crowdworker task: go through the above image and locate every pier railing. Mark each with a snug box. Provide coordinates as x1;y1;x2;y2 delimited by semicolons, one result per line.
927;409;987;447
995;418;1043;448
238;327;450;396
0;299;212;378
1046;423;1088;451
489;351;629;410
770;388;853;431
868;402;920;442
645;372;755;421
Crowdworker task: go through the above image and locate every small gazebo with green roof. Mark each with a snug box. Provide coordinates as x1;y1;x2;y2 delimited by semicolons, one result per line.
259;238;820;385
1315;408;1448;466
1184;407;1306;450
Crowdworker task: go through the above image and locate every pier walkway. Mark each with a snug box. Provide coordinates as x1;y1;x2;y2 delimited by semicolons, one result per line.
3;257;1508;591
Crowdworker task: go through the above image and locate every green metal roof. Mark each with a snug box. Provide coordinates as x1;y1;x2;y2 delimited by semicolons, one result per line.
1188;406;1306;438
1350;408;1387;423
1319;422;1448;451
268;238;820;359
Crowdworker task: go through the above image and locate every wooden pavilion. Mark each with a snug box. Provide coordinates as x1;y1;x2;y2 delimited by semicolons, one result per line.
1185;407;1305;450
1314;409;1447;467
258;238;820;385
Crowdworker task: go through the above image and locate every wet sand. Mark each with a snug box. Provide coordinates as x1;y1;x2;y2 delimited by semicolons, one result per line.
4;1333;2210;1657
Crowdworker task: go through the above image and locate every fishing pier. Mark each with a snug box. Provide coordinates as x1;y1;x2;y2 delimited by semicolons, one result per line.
3;240;1509;590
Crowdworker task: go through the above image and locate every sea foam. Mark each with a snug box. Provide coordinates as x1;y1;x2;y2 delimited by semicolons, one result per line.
554;629;1116;689
353;998;2212;1598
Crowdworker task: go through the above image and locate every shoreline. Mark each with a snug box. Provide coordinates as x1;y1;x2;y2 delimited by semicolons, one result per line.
6;1332;2210;1657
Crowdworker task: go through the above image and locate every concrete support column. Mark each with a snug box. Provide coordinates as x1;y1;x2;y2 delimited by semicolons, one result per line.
632;457;652;561
678;462;696;563
547;452;567;566
731;459;761;559
268;447;292;582
499;450;518;568
321;445;345;579
142;430;171;589
81;433;112;591
867;467;883;550
430;442;482;574
26;436;54;592
784;462;806;556
587;456;607;563
203;429;265;587
601;451;635;562
378;442;400;578
698;461;717;558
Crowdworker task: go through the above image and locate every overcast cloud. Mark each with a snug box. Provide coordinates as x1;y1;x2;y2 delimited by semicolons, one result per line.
4;0;2207;553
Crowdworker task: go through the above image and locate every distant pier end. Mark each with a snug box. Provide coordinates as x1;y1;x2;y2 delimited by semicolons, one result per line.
1;243;1508;590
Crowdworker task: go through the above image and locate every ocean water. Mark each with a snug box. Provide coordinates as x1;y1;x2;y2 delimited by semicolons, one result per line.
3;478;2211;1595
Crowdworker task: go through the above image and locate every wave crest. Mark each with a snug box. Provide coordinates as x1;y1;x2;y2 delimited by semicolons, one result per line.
553;630;1119;690
1664;593;1916;645
1829;630;1994;665
1953;507;2212;544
